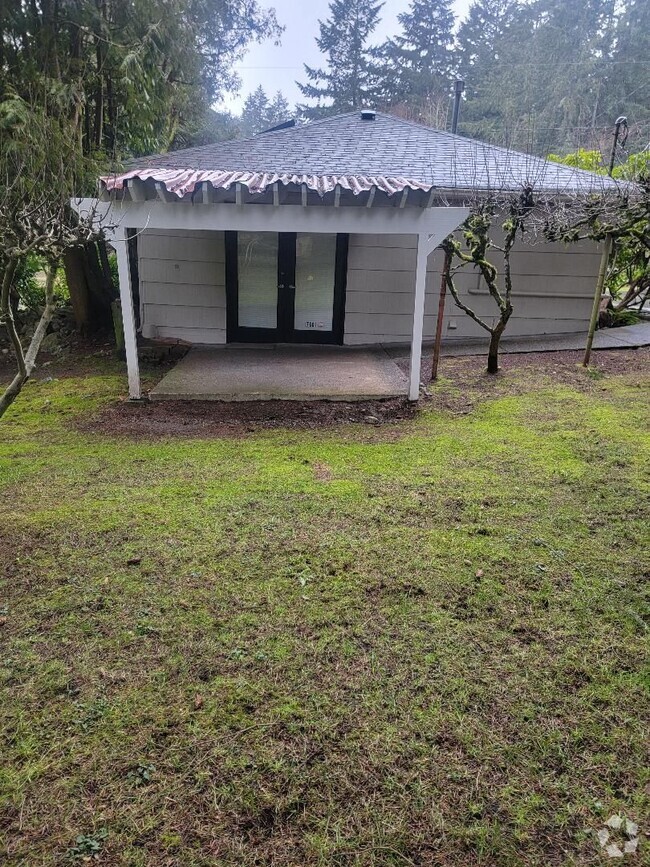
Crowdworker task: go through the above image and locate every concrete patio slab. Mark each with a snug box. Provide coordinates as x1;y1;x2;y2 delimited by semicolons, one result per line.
149;345;409;402
593;322;650;349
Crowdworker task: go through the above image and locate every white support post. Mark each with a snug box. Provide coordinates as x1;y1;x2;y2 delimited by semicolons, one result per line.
408;233;429;401
114;227;142;399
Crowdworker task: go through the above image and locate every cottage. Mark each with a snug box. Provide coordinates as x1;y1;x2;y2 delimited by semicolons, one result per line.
75;111;615;401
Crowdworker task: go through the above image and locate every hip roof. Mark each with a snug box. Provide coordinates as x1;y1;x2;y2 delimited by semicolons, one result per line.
102;111;621;200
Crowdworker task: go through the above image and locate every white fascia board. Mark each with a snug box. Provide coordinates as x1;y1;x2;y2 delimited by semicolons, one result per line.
71;198;469;239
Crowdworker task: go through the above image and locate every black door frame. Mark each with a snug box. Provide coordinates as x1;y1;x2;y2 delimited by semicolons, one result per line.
225;230;348;345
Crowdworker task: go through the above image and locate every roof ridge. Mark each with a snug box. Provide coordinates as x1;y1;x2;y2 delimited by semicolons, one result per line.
258;111;368;138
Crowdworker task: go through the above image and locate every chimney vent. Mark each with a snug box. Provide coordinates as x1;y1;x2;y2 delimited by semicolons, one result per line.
361;109;376;121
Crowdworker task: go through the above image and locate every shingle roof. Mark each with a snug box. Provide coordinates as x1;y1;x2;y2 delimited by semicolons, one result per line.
102;111;620;199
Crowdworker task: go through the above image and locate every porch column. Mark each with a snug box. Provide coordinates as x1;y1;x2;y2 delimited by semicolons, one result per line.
408;233;429;401
114;227;141;399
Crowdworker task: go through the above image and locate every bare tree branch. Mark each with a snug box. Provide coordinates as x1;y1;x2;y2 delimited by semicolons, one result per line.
0;261;58;416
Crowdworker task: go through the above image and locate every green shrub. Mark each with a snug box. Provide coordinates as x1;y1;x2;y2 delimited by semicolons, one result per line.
12;255;41;309
13;256;69;312
108;251;119;293
609;308;642;328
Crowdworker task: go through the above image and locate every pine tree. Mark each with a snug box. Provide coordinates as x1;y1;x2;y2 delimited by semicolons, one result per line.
240;87;291;136
380;0;456;120
605;0;650;145
240;85;271;136
456;0;520;97
296;0;383;119
458;0;623;153
267;91;291;127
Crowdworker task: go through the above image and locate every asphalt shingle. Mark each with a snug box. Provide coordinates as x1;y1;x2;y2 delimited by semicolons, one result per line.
103;111;620;198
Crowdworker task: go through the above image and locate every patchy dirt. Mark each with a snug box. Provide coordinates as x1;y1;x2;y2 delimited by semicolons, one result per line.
402;345;650;382
75;395;417;439
72;346;650;440
312;461;334;482
0;333;185;385
418;347;650;415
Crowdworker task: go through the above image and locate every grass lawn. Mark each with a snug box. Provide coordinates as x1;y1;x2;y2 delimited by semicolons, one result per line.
0;348;648;866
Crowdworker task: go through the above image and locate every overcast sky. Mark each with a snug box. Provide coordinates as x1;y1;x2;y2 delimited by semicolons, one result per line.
220;0;473;114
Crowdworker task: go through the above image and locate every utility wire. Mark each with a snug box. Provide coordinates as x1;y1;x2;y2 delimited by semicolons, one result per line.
234;60;650;69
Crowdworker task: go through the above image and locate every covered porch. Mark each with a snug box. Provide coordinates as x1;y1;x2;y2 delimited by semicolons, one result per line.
150;344;409;401
76;198;468;402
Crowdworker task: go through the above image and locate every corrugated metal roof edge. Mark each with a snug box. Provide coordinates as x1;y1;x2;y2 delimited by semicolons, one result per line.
100;168;433;198
100;166;624;200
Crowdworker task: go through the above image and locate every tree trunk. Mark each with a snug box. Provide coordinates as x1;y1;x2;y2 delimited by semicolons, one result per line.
64;246;94;332
487;301;512;373
0;262;58;419
487;332;500;374
1;258;23;373
97;238;114;294
487;319;507;374
64;243;114;332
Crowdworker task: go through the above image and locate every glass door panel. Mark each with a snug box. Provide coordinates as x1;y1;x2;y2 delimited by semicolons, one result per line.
293;233;337;333
226;230;346;344
237;232;278;329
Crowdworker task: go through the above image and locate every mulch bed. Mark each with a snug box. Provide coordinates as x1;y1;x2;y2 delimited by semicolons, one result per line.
75;395;418;438
408;345;650;381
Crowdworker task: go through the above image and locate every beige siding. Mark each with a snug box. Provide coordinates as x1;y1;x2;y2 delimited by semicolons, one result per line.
344;232;602;345
138;229;226;343
135;226;601;349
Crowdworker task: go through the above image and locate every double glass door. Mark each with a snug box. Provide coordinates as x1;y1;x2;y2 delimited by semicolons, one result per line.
226;231;347;344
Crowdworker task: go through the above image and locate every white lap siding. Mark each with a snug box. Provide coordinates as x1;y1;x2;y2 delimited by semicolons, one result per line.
137;230;227;344
343;233;602;345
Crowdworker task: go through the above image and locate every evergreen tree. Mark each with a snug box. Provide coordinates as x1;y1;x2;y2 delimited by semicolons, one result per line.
456;0;520;97
173;110;241;148
381;0;457;116
458;0;623;153
605;0;650;144
0;0;281;158
297;0;383;118
267;91;291;127
241;85;271;136
0;0;281;335
240;87;291;136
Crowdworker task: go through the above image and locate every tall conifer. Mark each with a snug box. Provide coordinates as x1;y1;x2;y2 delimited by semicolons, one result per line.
297;0;383;118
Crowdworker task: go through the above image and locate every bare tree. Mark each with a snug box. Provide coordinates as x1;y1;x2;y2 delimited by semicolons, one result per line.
441;188;535;374
0;93;106;419
540;179;650;319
